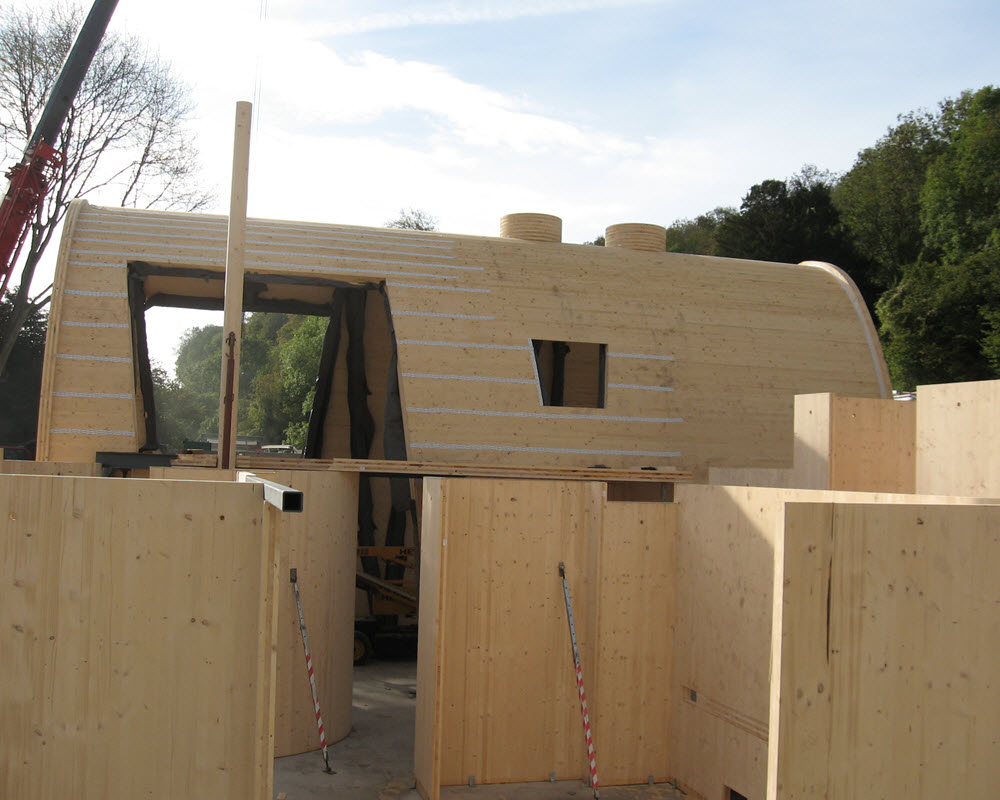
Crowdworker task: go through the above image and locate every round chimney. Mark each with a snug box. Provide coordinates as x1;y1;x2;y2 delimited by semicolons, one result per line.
500;213;562;243
604;223;667;252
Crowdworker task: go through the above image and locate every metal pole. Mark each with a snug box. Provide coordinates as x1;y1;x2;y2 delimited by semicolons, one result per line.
28;0;120;150
290;568;334;774
559;562;600;799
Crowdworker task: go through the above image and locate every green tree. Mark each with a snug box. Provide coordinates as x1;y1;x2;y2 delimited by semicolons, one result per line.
835;109;950;290
920;87;1000;263
877;87;1000;388
0;293;45;446
277;315;326;449
714;167;879;310
0;3;211;377
665;208;731;255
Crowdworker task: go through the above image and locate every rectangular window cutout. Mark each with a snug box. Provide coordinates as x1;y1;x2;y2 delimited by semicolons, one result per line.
532;339;606;408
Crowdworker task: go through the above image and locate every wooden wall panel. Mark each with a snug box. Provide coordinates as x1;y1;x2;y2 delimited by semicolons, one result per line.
773;502;1000;799
42;201;887;478
416;479;679;797
711;393;916;494
0;461;101;476
916;379;1000;496
672;485;996;800
592;501;676;785
829;395;916;492
0;475;278;800
434;479;603;786
149;466;357;756
672;485;782;800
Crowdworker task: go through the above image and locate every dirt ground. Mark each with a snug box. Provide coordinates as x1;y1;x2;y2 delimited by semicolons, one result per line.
273;657;688;800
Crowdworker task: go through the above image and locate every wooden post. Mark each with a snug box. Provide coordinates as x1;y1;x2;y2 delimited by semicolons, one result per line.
218;101;252;469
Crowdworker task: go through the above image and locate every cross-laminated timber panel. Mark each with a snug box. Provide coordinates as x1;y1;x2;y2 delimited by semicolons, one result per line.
709;392;916;493
671;484;998;800
0;474;279;800
916;378;1000;497
41;201;887;476
414;478;676;799
149;466;357;757
772;502;1000;799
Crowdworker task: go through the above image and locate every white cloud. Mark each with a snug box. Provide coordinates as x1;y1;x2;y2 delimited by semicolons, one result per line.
288;0;671;36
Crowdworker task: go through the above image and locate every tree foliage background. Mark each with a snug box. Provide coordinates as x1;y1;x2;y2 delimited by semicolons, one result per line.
0;2;211;378
661;86;999;390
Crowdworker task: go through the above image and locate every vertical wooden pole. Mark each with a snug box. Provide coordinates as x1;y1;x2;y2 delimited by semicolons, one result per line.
218;101;252;469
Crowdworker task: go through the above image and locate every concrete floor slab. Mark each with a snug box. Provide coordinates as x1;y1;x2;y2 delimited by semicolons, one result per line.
273;658;686;800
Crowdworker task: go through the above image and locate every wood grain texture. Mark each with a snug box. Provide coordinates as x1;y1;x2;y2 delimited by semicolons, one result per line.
710;392;916;494
41;202;887;475
0;474;278;800
149;466;357;756
916;379;1000;496
415;478;678;796
773;502;1000;799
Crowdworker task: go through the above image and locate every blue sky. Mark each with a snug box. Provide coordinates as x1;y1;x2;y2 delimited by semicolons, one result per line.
106;0;997;240
18;0;1000;368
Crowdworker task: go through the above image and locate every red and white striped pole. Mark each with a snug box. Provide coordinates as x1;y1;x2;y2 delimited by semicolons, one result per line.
291;568;334;774
559;562;599;799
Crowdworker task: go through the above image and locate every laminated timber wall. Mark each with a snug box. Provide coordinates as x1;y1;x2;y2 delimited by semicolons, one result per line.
150;467;357;756
772;501;1000;798
0;474;279;800
710;392;916;493
415;478;676;799
916;379;1000;496
414;479;999;800
39;201;888;477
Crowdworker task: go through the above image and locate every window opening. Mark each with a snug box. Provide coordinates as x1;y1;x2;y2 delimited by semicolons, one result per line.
531;339;606;408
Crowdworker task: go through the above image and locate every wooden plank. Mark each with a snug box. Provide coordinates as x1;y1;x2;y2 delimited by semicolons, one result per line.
791;392;832;489
418;478;604;788
0;461;101;476
766;502;834;799
773;502;1000;799
0;474;278;800
916;379;1000;496
592;501;676;785
218;101;252;470
150;466;358;756
414;477;445;800
232;456;691;482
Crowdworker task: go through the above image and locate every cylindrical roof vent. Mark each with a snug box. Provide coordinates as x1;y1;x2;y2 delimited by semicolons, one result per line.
500;213;562;243
605;223;666;252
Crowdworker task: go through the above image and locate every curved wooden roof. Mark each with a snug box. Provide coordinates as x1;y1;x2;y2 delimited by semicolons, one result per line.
38;200;888;475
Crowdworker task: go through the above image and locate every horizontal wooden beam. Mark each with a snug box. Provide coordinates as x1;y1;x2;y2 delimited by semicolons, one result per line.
173;453;692;482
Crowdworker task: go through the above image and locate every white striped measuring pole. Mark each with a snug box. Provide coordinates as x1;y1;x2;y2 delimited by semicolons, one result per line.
290;568;334;774
559;562;599;799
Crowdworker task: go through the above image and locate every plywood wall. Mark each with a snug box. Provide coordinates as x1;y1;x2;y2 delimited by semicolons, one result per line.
150;466;357;756
772;501;1000;799
916;379;1000;496
0;474;278;800
415;478;676;798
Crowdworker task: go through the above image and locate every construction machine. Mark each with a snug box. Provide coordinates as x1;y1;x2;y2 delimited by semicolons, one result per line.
0;0;119;298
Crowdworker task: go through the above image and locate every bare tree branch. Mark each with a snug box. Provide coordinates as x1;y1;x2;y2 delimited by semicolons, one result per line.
0;3;215;375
